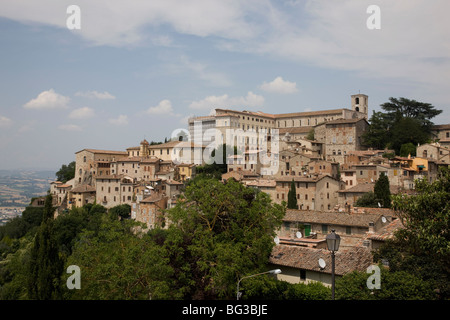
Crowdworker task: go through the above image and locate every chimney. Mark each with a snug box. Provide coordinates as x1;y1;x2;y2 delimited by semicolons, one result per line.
368;221;375;233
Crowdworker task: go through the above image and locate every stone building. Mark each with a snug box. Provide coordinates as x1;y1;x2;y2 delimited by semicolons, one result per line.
112;155;160;182
188;93;369;155
269;245;372;286
314;118;369;164
134;193;168;230
95;175;135;209
148;140;207;164
74;149;128;187
279;209;393;248
431;124;450;142
68;185;96;209
273;175;342;211
417;142;450;164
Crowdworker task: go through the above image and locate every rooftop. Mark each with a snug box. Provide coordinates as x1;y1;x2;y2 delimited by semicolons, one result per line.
76;148;128;155
284;209;385;228
270;245;373;276
367;218;404;241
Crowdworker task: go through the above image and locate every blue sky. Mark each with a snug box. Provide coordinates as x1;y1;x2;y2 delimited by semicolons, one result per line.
0;0;449;171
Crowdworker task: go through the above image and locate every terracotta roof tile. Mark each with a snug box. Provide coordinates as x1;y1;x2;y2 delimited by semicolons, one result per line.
270;245;373;276
284;209;383;228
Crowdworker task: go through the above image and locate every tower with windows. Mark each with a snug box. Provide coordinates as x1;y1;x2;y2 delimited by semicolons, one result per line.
351;93;368;119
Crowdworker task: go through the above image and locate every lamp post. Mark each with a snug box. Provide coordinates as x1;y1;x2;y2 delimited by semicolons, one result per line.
326;229;341;300
236;269;282;300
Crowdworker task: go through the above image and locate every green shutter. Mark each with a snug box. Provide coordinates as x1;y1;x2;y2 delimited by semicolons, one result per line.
304;224;311;237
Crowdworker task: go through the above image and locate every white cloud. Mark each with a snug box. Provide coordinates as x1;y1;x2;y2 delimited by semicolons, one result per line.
147;100;180;116
0;115;13;128
189;91;265;110
23;89;70;110
58;124;82;131
108;115;129;126
260;77;298;94
68;107;95;119
252;1;450;98
75;90;116;100
0;0;263;47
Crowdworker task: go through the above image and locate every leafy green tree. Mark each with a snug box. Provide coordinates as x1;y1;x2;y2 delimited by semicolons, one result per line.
376;167;450;298
362;97;442;154
52;207;89;258
164;176;285;299
380;97;442;127
0;236;34;299
336;266;437;300
306;128;315;141
55;161;76;183
64;217;175;300
287;179;298;209
0;206;44;241
355;191;378;208
374;172;391;208
388;117;429;155
399;142;416;157
240;276;330;300
27;193;63;299
362;111;390;150
109;204;131;220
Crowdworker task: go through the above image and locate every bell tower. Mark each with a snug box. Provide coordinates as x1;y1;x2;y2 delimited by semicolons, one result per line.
351;93;368;119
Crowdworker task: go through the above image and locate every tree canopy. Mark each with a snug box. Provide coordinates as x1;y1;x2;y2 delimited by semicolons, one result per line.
55;161;76;183
362;97;442;154
287;179;298;209
164;176;285;299
374;167;450;299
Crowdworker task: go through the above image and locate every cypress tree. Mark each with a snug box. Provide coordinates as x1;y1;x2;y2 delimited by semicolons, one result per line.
374;172;391;208
287;179;298;209
27;193;63;299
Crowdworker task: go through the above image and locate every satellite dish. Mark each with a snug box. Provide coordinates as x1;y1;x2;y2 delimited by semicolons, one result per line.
318;258;326;269
377;202;381;208
381;216;387;223
274;236;280;245
296;231;302;239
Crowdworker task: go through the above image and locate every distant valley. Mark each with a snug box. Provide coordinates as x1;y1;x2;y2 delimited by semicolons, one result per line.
0;169;56;207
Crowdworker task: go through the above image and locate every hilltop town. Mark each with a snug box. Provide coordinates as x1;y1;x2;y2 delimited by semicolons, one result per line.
33;93;450;287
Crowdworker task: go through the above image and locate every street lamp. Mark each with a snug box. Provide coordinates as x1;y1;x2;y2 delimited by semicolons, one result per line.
326;229;340;300
236;269;282;300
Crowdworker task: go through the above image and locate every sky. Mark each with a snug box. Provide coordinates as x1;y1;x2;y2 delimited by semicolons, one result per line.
0;0;449;171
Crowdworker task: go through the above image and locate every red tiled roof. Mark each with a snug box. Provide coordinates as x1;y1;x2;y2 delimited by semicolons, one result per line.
367;218;404;241
270;245;373;276
284;209;383;228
